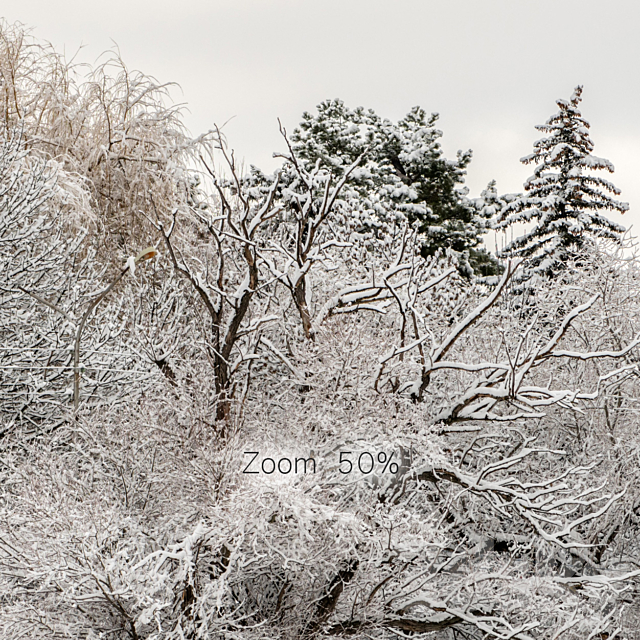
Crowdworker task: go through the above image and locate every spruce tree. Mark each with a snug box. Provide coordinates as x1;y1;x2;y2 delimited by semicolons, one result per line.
495;86;628;274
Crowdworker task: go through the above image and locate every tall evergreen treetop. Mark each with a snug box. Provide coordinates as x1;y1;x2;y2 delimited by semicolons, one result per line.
286;99;500;276
495;86;628;274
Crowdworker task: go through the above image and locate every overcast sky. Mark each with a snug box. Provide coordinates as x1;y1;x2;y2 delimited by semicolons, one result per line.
3;0;638;245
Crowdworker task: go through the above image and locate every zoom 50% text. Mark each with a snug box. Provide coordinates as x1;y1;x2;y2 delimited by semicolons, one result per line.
242;451;399;475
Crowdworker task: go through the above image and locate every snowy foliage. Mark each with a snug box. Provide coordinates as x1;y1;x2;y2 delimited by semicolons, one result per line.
494;86;628;275
269;99;501;277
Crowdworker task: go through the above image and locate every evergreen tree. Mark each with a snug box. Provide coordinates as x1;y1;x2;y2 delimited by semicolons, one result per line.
494;86;628;274
288;99;501;276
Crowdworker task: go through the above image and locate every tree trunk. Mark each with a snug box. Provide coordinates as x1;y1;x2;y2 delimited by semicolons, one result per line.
294;278;314;340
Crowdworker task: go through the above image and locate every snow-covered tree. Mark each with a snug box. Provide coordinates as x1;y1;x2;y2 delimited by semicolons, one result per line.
495;86;628;274
0;124;162;432
0;20;182;430
286;99;501;277
0;19;196;262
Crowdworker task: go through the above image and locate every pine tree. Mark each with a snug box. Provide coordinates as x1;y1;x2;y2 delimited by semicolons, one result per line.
495;86;628;274
288;100;501;276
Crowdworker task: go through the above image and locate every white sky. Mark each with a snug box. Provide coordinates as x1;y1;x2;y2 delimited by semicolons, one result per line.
2;0;638;245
